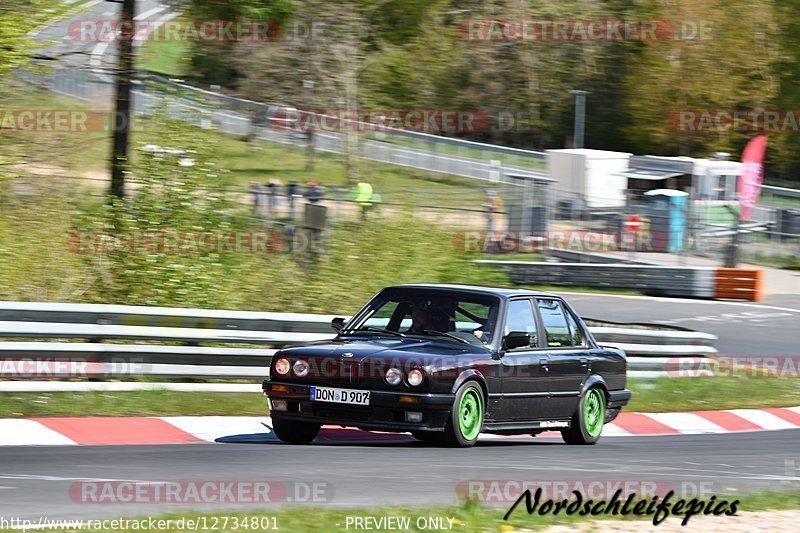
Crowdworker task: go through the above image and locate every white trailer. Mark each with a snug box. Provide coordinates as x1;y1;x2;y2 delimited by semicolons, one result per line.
546;149;632;208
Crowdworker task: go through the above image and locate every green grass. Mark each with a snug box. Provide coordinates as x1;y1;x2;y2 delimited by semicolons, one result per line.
138;39;190;77
759;192;800;209
367;133;547;171
743;250;800;270
1;80;487;210
2;374;798;418
0;391;267;418
0;80;111;176
210;135;486;208
0;491;797;532
628;375;800;412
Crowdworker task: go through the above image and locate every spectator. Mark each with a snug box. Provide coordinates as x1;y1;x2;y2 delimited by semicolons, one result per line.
266;179;281;216
353;181;374;220
250;182;266;220
287;181;300;220
484;188;502;234
305;181;325;204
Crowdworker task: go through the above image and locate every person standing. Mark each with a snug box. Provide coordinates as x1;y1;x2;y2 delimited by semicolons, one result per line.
287;181;300;220
353;181;374;221
250;182;266;220
305;181;325;204
484;188;502;234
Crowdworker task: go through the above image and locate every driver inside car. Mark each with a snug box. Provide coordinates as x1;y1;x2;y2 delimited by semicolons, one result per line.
407;302;433;334
405;299;492;346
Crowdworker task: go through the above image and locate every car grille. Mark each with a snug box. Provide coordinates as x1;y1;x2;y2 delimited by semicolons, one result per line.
328;360;361;385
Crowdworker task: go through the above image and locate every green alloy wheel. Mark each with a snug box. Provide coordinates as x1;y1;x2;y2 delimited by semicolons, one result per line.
584;388;605;438
458;387;483;441
443;382;484;447
562;386;605;445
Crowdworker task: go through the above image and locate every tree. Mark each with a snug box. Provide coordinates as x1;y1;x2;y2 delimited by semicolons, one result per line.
233;0;381;181
181;0;293;84
109;0;136;199
621;0;781;158
0;0;54;77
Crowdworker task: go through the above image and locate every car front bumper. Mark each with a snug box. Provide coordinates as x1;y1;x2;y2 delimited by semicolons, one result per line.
263;380;456;432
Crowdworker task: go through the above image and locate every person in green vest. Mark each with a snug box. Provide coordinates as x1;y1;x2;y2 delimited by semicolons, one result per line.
353;181;374;220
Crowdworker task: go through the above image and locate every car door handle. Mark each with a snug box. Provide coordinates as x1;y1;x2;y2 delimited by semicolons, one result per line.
580;357;589;366
539;358;549;368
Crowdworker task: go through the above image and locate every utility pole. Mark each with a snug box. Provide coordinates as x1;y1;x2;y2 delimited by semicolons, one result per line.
723;205;741;268
109;0;135;198
570;90;589;149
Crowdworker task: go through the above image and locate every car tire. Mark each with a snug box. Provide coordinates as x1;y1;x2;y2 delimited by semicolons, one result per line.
271;417;321;445
562;386;605;445
442;381;484;448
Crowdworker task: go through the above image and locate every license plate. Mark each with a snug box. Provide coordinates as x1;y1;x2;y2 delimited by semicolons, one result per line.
310;386;370;406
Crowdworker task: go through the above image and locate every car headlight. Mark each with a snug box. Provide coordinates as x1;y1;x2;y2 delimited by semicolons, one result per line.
408;369;424;386
385;368;402;386
274;358;290;376
293;359;309;377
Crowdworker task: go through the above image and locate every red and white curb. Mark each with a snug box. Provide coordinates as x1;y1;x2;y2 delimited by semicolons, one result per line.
2;407;799;446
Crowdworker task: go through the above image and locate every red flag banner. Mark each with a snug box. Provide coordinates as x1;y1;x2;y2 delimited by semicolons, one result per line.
737;135;768;221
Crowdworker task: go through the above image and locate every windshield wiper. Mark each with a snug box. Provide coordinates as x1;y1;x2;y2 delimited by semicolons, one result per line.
349;327;406;337
421;330;471;345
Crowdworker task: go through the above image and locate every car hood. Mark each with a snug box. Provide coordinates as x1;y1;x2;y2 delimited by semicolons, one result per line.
277;337;484;363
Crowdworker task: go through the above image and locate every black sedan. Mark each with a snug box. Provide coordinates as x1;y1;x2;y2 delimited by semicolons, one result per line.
263;284;631;447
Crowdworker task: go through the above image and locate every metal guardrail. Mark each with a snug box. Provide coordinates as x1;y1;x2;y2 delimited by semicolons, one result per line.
0;302;717;386
21;68;548;183
762;185;800;199
476;261;766;301
477;261;716;298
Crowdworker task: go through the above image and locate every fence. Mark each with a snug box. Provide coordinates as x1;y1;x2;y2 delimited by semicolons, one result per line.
0;301;718;391
19;67;799;267
20;67;548;182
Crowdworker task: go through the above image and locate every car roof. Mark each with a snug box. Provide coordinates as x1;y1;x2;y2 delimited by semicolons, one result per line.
387;283;560;299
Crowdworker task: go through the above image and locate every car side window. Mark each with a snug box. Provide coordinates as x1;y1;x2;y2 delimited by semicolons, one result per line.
564;307;586;347
504;299;538;348
537;299;573;348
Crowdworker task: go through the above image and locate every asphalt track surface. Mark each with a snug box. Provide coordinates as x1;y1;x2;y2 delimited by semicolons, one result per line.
1;294;798;520
566;293;800;357
20;1;800;525
0;430;798;520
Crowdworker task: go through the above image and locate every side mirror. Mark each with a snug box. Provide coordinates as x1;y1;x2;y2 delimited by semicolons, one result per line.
502;331;530;351
331;317;346;333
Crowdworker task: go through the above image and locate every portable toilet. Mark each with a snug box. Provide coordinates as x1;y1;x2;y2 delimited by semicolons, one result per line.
643;189;688;252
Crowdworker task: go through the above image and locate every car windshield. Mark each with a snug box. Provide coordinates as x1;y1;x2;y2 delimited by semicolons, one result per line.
345;289;500;346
